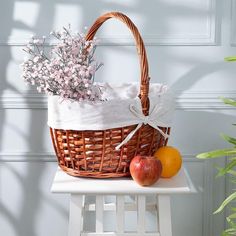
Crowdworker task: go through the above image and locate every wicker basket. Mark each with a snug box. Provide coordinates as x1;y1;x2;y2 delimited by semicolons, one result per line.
49;12;171;178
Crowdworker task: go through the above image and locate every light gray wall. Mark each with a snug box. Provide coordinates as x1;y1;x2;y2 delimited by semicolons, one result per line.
0;0;236;235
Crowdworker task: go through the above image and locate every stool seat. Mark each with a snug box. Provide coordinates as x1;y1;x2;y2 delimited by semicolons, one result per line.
51;168;194;195
51;168;195;236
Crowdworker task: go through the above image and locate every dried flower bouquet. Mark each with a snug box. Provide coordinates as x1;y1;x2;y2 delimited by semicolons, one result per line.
21;26;103;102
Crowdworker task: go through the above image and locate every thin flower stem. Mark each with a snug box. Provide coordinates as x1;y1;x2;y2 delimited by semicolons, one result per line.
21;26;103;102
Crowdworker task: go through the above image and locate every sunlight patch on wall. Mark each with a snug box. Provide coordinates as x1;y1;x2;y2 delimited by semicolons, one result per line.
14;1;39;27
12;1;40;38
53;4;81;30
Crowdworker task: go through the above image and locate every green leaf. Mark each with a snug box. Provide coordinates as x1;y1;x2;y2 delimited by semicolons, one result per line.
226;220;236;235
221;134;236;146
197;148;236;159
229;178;236;184
228;212;236;219
214;192;236;214
223;228;236;235
216;160;236;177
220;97;236;107
230;207;236;212
221;231;229;236
227;217;236;228
225;56;236;62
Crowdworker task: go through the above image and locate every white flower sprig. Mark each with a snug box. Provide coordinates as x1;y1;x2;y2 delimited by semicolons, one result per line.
21;26;103;102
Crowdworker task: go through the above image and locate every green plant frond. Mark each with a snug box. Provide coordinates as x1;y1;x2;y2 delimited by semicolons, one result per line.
215;166;227;178
228;212;236;219
227;217;236;228
230;179;236;184
213;164;233;180
230;207;236;214
223;228;236;236
221;231;229;236
225;56;236;62
229;178;236;184
226;219;236;235
220;97;236;107
214;192;236;214
219;168;236;177
217;160;236;177
221;232;229;236
221;134;236;146
197;148;236;159
216;167;236;178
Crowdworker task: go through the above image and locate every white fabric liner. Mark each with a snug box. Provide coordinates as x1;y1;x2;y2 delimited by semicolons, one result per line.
48;82;175;129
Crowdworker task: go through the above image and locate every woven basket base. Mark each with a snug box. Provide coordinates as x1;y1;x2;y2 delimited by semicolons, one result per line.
50;125;170;178
59;164;131;178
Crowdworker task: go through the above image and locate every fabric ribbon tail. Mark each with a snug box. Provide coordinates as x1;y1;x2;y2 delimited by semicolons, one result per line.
155;126;170;140
115;123;170;150
115;123;142;150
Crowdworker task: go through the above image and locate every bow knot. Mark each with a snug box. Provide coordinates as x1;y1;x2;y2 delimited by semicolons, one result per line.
143;116;149;125
115;103;170;150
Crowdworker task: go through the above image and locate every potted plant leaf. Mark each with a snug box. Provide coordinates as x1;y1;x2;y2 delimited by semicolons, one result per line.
197;56;236;236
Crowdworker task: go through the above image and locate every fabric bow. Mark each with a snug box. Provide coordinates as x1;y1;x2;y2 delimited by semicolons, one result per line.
115;104;170;150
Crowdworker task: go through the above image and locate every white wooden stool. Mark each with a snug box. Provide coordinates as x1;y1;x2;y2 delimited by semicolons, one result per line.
51;168;194;236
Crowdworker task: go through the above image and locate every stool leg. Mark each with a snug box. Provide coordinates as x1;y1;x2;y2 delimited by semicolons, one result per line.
137;195;146;234
68;194;84;236
96;195;104;233
116;195;124;233
157;195;172;236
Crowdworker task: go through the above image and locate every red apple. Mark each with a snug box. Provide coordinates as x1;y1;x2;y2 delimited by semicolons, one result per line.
130;155;162;186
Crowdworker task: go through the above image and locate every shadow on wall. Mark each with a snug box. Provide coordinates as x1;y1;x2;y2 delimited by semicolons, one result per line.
0;0;235;236
0;1;57;235
0;0;146;235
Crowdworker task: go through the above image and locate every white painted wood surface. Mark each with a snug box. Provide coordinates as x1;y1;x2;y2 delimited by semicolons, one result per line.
95;196;104;233
67;194;174;236
84;201;156;212
68;195;84;236
116;196;124;233
80;233;160;236
52;168;194;236
137;195;146;234
158;195;172;236
51;168;194;195
68;193;165;236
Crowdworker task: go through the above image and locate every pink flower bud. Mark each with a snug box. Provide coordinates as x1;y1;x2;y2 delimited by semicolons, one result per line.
33;56;39;63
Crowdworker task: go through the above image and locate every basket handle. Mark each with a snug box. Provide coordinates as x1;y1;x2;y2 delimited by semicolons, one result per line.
86;12;150;116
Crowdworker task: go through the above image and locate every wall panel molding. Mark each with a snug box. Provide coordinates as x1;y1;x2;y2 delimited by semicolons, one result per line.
231;0;236;46
0;152;55;162
0;93;47;109
176;90;236;110
0;90;235;110
0;0;217;46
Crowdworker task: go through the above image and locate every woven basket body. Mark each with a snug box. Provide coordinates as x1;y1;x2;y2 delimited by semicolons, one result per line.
49;12;170;178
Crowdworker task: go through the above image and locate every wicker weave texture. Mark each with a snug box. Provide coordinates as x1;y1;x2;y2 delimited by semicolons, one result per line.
49;12;170;178
50;126;170;178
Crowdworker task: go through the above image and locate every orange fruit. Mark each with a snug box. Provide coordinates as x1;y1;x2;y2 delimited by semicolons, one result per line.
154;146;182;178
